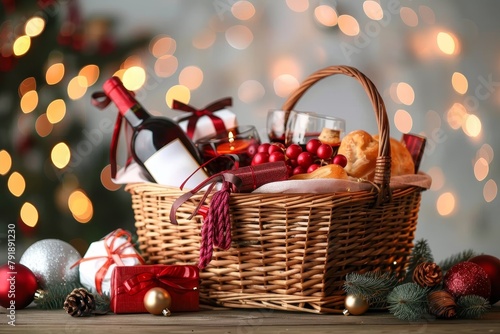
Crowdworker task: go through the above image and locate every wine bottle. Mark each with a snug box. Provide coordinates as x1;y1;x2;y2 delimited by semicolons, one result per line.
102;77;208;189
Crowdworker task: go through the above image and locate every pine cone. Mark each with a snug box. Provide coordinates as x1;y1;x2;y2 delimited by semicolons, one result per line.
412;262;442;288
428;290;457;319
64;288;96;317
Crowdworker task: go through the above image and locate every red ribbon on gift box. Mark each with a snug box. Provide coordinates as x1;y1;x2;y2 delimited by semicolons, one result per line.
173;97;232;139
71;229;145;295
119;266;198;296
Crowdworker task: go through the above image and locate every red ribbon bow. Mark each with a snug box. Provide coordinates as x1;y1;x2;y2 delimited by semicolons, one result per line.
91;91;135;179
173;97;232;139
118;266;199;296
71;229;145;295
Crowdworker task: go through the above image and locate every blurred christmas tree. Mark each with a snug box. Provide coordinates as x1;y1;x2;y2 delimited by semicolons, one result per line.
0;0;150;254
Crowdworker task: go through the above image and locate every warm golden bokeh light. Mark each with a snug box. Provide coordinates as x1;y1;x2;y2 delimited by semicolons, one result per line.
338;15;360;36
478;144;494;164
400;7;418;27
0;150;12;175
437;192;456;216
20;202;38;227
483;179;498;203
314;5;338;27
122;66;146;91
394;109;413;133
100;165;121;191
67;76;88;100
437;32;457;55
271;57;301;81
8;172;26;197
273;74;300;98
112;69;127;80
20;90;38;113
427;167;445;191
79;64;100;87
286;0;309;12
463;114;481;137
19;77;36;96
154;55;178;78
25;16;45;37
179;66;204;90
35;113;53;137
13;35;31;56
68;189;93;223
225;25;253;50
238;79;265;103
396;82;415;105
46;63;65;85
46;99;66;124
474;157;489;181
451;71;468;95
166;85;191;108
192;29;216;49
232;1;256;21
446;102;467;130
51;142;71;169
122;55;144;69
150;35;176;58
363;1;383;20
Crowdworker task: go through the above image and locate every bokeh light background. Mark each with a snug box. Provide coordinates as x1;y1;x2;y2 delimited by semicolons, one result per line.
1;0;500;261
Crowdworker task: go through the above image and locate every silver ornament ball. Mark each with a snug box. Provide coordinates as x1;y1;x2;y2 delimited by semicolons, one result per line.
20;239;82;289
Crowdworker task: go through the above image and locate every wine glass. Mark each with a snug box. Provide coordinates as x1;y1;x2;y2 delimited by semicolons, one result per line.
266;109;287;144
285;111;346;151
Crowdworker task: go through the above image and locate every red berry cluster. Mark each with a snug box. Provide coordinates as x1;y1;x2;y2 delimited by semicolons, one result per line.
251;139;347;177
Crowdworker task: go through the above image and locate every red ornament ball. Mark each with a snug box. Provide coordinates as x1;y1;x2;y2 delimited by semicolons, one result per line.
443;261;491;300
0;263;39;309
469;254;500;305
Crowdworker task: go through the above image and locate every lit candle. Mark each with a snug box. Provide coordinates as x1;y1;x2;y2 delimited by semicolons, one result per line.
215;131;252;154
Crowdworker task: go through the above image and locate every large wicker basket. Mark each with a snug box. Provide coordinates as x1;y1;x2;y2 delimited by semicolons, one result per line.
127;65;428;314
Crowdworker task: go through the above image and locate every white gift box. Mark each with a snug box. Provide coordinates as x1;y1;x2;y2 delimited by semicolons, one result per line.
176;109;237;142
79;230;144;295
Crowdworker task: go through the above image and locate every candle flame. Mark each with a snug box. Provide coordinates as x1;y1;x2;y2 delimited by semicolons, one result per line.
228;131;234;143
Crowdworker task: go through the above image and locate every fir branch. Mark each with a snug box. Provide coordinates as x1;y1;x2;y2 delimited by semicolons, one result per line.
344;271;399;305
438;250;478;273
35;282;82;310
456;295;491;319
405;239;433;282
35;282;111;313
387;283;429;321
95;293;111;314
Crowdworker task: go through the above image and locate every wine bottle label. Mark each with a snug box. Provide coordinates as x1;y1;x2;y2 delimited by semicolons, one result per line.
144;139;208;189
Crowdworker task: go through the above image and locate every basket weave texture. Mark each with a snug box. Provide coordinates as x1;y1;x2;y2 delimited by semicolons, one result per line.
128;65;427;314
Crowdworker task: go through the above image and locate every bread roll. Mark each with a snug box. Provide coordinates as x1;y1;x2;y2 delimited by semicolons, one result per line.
290;163;348;180
338;130;414;180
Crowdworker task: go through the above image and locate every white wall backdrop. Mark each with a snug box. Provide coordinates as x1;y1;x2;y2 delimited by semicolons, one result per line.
80;0;500;261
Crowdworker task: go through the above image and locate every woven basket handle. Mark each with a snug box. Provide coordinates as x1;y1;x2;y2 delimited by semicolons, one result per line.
281;65;391;204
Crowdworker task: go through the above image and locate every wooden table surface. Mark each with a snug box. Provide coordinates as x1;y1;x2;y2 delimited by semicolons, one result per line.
1;304;499;333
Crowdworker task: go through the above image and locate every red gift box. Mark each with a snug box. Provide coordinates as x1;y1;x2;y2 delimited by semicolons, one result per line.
110;264;199;313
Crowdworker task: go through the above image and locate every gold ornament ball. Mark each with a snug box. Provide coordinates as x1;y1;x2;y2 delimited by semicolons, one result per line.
343;294;369;316
143;287;172;316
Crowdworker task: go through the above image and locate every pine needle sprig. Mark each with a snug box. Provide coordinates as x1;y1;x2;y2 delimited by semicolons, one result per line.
344;271;399;305
405;239;433;282
34;282;82;310
438;250;478;274
387;283;429;321
34;282;110;313
456;295;491;319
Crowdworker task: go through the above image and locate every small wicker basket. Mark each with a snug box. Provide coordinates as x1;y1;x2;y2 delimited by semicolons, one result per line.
127;65;428;314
